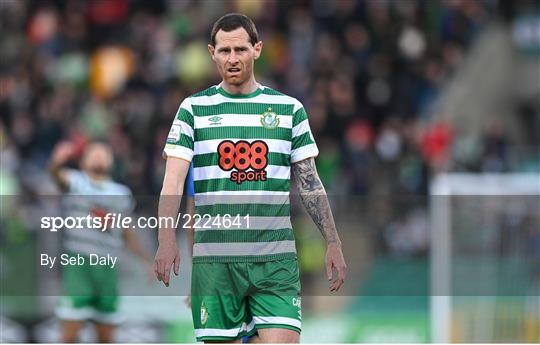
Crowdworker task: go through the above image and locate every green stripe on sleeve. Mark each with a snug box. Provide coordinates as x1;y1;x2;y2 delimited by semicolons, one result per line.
292;132;314;150
292;107;308;127
176;133;194;149
176;108;194;127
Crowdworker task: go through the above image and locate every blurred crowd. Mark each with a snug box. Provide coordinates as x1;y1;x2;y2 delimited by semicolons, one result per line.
1;0;504;197
4;0;535;263
2;3;540;341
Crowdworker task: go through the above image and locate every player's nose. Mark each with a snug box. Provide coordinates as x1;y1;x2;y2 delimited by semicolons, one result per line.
228;51;239;64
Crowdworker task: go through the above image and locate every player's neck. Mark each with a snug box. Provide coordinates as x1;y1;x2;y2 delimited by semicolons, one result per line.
220;78;259;95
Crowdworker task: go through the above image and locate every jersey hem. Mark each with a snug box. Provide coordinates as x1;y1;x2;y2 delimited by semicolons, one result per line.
192;252;297;263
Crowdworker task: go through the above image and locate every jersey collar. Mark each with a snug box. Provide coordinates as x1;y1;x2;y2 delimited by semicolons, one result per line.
216;83;264;98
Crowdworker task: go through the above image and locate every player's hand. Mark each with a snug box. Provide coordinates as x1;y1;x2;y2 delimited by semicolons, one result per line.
325;242;347;292
154;242;180;287
184;295;192;308
51;141;75;165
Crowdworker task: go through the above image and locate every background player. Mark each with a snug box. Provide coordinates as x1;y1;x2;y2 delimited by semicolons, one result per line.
49;141;152;343
155;13;347;343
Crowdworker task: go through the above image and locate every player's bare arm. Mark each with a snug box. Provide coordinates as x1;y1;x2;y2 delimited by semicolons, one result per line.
48;141;74;191
292;157;347;292
155;156;190;287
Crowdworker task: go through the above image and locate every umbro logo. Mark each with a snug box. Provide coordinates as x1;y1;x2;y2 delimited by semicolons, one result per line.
208;116;222;125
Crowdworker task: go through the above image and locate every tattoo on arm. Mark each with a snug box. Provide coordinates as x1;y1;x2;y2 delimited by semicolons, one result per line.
292;158;341;246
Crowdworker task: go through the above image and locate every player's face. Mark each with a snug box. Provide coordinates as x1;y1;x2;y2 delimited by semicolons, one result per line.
81;143;113;176
208;28;262;87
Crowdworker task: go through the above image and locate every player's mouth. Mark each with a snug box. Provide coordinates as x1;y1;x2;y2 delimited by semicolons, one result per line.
227;67;241;75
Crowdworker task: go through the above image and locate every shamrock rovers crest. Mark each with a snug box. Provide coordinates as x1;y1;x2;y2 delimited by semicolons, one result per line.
261;107;279;129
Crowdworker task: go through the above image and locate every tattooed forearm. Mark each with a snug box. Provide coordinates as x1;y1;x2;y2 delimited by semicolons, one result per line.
292;158;341;246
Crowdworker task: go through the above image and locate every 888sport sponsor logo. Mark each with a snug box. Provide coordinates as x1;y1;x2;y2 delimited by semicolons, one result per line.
217;140;268;184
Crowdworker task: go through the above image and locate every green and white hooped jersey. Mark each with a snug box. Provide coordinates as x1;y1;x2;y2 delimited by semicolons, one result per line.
63;170;135;257
164;84;318;263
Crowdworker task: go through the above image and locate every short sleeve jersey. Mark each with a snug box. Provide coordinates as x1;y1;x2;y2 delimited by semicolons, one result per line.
163;84;318;263
63;170;135;257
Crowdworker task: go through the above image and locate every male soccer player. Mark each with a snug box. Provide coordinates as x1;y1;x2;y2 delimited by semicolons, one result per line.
50;142;152;343
155;13;346;343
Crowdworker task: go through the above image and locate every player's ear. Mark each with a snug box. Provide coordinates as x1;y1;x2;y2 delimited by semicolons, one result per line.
207;44;216;61
253;41;263;60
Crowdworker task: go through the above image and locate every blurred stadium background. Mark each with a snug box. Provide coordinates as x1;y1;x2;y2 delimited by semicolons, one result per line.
1;0;539;343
